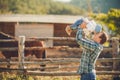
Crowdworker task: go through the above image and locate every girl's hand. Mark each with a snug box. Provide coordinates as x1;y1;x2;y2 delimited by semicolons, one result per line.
65;25;72;36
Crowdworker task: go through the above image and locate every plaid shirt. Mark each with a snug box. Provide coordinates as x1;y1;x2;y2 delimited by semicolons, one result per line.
75;28;103;74
70;22;103;74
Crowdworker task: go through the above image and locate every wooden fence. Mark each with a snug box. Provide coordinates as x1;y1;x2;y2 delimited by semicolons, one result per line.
0;36;120;76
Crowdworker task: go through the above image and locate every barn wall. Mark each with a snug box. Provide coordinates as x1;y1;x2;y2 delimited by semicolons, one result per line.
0;22;16;36
15;23;54;47
54;23;78;47
54;24;69;37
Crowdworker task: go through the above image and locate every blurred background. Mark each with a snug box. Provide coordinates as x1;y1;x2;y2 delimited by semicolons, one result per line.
0;0;120;37
0;1;120;80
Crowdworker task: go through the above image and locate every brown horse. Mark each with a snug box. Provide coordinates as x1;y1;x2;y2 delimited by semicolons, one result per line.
0;32;46;71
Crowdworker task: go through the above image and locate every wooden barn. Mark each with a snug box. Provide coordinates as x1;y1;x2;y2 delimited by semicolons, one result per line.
0;15;82;47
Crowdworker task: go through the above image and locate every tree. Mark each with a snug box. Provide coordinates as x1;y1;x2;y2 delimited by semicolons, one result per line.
0;0;10;14
0;0;84;15
92;9;120;36
107;9;120;36
70;0;120;13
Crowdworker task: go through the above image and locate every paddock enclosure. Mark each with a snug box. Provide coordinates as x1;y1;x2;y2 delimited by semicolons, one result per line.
0;32;120;76
0;15;120;76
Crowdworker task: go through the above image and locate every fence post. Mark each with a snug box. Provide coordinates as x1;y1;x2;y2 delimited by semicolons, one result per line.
112;37;119;70
18;36;25;70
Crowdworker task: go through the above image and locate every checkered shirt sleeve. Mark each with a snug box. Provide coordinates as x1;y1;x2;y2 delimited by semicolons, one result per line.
76;28;98;51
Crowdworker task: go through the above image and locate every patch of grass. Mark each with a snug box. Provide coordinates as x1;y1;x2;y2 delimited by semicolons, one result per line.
0;72;34;80
0;73;79;80
0;72;113;80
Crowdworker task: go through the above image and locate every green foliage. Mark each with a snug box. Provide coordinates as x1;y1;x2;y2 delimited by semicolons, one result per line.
0;72;34;80
48;1;84;15
0;0;10;14
0;0;84;15
92;13;107;22
70;0;120;13
92;9;120;36
0;72;113;80
107;9;120;36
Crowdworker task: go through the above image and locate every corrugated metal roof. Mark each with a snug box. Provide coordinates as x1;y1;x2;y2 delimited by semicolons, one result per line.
0;14;82;24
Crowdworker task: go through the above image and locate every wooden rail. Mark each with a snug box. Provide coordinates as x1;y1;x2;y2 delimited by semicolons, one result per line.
0;66;113;71
0;47;116;51
0;58;120;75
0;36;120;76
0;58;120;65
0;37;119;42
0;37;75;42
27;71;120;76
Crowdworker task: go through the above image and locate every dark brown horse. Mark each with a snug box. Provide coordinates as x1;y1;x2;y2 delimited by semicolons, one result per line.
0;32;46;71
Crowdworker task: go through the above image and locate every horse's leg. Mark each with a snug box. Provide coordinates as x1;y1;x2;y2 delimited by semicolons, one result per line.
35;49;46;71
7;58;11;68
40;50;46;71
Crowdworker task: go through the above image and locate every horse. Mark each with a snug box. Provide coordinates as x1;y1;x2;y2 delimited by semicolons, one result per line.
0;32;46;71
